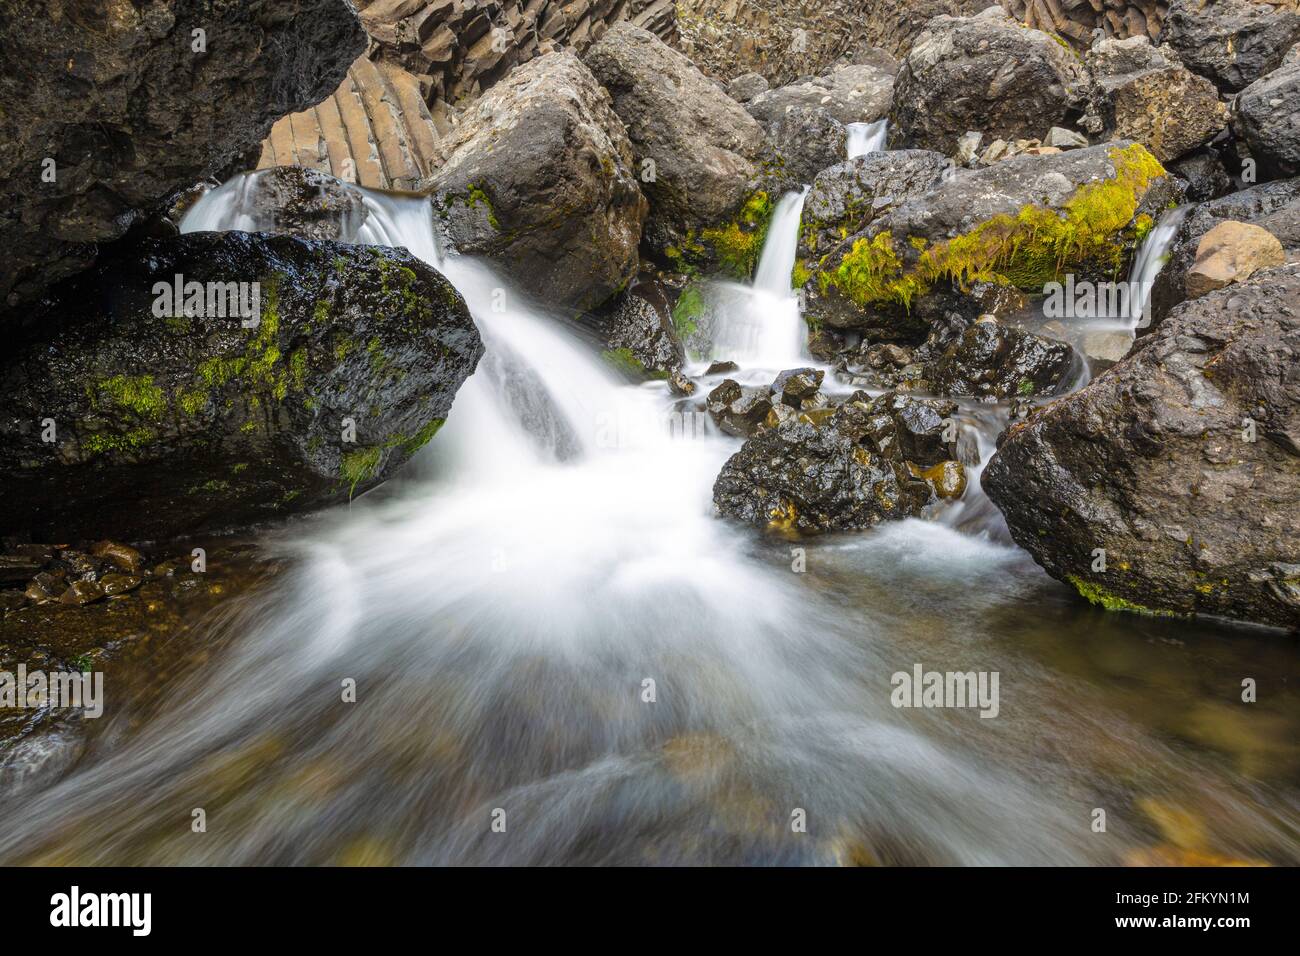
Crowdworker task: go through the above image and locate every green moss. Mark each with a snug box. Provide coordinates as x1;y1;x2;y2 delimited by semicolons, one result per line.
231;462;249;474
1068;575;1177;616
791;259;812;289
700;189;774;280
311;298;331;328
82;427;155;456
1017;379;1036;396
341;446;382;497
466;183;500;230
164;315;192;334
672;285;706;339
601;347;647;377
817;144;1167;310
94;374;167;418
288;348;308;392
400;418;445;454
179;389;208;416
1133;213;1154;245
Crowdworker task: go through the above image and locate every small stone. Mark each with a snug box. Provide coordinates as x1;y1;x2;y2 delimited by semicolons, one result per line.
955;131;983;166
91;539;145;574
705;360;739;376
25;570;66;603
100;573;143;597
1044;126;1088;149
60;580;105;605
668;370;695;396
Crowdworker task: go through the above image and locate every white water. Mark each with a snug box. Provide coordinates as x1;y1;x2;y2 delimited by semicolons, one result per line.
845;119;888;158
0;175;1292;866
1125;205;1189;327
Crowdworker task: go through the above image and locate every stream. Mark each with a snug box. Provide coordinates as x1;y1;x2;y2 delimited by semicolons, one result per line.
0;157;1295;866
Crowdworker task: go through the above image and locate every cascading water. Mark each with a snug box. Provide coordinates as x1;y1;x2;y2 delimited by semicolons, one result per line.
1125;205;1189;327
0;174;1295;866
845;119;888;158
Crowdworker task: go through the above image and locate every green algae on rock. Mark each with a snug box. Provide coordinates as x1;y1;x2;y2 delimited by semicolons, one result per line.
0;232;482;542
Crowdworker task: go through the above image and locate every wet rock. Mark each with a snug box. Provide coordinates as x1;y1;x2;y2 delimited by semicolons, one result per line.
25;571;65;604
0;590;28;612
1085;37;1228;164
746;64;895;127
99;573;143;597
705;360;739;376
1148;178;1300;330
763;105;847;185
983;265;1300;629
585;23;774;264
90;541;145;576
889;10;1091;155
0;556;43;587
804;142;1180;338
428;51;647;313
596;280;686;378
705;380;773;437
928;322;1077;402
0;232;482;542
797;150;952;261
1169;150;1234;203
771;368;825;406
59;581;104;606
727;72;770;102
1234;60;1300;179
1185;221;1287;299
912;459;967;499
57;551;103;584
712;421;924;534
668;371;696;397
1163;0;1300;94
234;166;368;241
0;0;366;313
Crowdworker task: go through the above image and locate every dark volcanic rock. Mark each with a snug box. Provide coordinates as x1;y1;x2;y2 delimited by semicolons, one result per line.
0;232;483;542
428;51;647;313
597;280;686;377
928;321;1077;401
889;9;1091;155
763;105;847;186
983;265;1300;629
1234;61;1300;180
1169;150;1234;203
0;0;366;313
1163;0;1300;94
236;166;369;241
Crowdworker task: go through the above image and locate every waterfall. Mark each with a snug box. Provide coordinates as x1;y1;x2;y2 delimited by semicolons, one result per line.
1126;205;1189;327
707;188;811;371
845;119;888;159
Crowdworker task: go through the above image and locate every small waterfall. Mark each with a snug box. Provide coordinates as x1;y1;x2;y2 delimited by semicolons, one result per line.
708;188;811;370
845;119;888;159
1126;205;1189;327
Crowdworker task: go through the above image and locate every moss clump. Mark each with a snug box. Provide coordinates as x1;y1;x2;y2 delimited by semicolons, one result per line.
672;285;706;339
466;183;500;230
791;259;812;289
94;375;166;418
601;347;646;377
1068;575;1177;616
82;427;155;457
700;190;774;279
341;446;382;497
818;144;1167;310
399;418;445;454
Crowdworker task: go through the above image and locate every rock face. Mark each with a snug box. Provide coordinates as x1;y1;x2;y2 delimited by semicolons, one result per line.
584;23;773;265
427;52;647;313
797;149;952;261
713;389;962;533
1184;220;1287;298
1086;37;1228;163
1001;0;1172;47
0;232;483;543
0;0;366;313
803;142;1179;338
746;65;895;127
928;321;1077;401
1235;61;1300;179
1163;0;1300;94
889;10;1092;156
762;106;848;186
238;167;370;241
596;280;686;377
1148;178;1300;328
984;265;1300;629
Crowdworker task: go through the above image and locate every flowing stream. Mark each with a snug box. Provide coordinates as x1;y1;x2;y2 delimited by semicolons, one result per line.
0;174;1294;866
846;119;889;158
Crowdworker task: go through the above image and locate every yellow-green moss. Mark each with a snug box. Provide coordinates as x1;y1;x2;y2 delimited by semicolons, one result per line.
94;374;166;418
672;284;705;338
341;446;382;497
699;190;775;279
601;347;646;376
791;259;812;289
1068;575;1177;616
818;144;1167;310
466;183;500;230
82;427;155;456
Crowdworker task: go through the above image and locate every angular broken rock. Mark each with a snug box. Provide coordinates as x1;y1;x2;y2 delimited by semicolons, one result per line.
1185;221;1286;300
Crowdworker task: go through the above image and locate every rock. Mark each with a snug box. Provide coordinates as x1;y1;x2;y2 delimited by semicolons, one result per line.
727;72;770;102
585;23;773;267
746;64;895;128
928;321;1077;401
596;280;686;377
1148;178;1300;330
803;142;1180;338
427;52;647;313
955;131;983;166
983;265;1300;629
1080;330;1134;373
0;232;482;542
762;106;848;185
889;11;1091;155
25;571;65;604
0;555;43;587
1163;0;1300;94
797;150;952;261
912;459;968;499
1169;150;1234;202
0;0;366;313
1085;37;1229;164
668;371;696;396
1045;127;1089;150
89;541;145;575
705;380;773;437
1234;61;1300;179
59;581;104;606
771;368;825;405
0;591;28;612
705;361;739;376
1185;221;1287;299
235;167;369;241
712;421;924;534
98;573;143;597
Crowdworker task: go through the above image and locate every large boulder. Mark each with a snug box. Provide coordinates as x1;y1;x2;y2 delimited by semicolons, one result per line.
927;320;1077;401
594;279;686;378
797;149;952;262
0;232;483;543
983;265;1300;629
761;106;849;186
889;9;1092;156
746;64;895;127
0;0;366;313
1234;60;1300;180
1162;0;1300;94
1147;178;1300;329
1085;37;1229;163
584;23;775;271
427;51;647;313
803;142;1180;338
1184;220;1287;299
